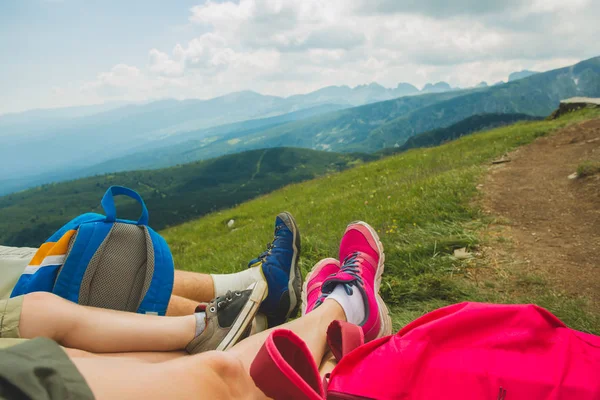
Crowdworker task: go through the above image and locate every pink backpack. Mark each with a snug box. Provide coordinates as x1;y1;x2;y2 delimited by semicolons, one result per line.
250;302;600;399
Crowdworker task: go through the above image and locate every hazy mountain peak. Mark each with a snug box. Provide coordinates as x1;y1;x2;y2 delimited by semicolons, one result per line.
366;82;386;89
476;81;488;88
219;90;279;100
396;82;418;90
355;82;385;90
421;82;452;93
508;70;539;82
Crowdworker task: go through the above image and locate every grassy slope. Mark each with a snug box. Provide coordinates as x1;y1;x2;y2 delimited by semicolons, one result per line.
0;148;374;247
163;109;600;333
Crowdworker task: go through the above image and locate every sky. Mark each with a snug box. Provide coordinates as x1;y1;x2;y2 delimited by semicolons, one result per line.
1;0;599;115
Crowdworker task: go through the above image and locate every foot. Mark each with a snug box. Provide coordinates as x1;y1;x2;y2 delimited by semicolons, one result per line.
301;258;340;315
321;221;392;342
248;212;302;328
186;280;267;354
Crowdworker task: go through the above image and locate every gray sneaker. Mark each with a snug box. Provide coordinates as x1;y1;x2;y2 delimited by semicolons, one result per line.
186;280;267;354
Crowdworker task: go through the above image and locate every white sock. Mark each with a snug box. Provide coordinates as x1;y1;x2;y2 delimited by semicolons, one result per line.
326;285;366;325
211;266;264;297
194;312;206;337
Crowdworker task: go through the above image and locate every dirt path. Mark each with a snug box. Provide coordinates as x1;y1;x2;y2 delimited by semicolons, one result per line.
481;119;600;311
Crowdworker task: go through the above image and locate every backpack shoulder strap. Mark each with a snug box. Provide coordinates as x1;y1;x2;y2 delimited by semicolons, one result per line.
52;220;113;303
136;227;174;315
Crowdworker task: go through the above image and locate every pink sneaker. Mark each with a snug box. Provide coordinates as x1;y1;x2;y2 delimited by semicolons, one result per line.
321;221;392;342
301;258;340;315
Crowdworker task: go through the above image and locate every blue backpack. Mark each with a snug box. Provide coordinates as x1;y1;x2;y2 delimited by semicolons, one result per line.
11;186;174;315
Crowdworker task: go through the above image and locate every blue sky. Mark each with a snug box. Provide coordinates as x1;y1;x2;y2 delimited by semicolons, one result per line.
1;0;599;114
0;0;204;113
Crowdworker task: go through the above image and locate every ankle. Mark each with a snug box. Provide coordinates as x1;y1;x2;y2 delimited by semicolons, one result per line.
320;298;347;322
324;285;365;326
211;267;264;297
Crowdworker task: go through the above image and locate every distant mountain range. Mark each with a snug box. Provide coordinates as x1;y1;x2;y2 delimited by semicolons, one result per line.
286;82;419;107
365;57;599;149
1;58;598;196
112;56;598;162
0;80;457;195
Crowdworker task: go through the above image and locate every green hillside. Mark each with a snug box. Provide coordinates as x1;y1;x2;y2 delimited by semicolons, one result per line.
162;108;600;333
367;56;600;149
0;148;374;247
379;113;541;156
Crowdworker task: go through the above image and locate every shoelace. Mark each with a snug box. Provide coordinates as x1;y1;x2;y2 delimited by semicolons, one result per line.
256;225;283;262
209;290;242;313
314;252;364;308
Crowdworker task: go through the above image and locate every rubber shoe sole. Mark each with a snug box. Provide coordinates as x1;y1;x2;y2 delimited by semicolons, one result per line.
278;211;302;321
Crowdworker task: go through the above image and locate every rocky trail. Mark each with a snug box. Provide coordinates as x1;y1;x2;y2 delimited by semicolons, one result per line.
482;119;600;312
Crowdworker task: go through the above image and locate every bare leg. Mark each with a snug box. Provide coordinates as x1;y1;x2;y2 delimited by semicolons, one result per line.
71;351;267;400
167;294;200;316
65;301;345;368
319;351;337;376
19;292;195;353
228;299;346;371
172;269;215;303
64;347;185;363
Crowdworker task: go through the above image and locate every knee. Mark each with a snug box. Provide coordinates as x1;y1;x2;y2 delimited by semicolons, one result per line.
23;291;63;310
194;351;247;380
187;352;264;399
21;292;78;341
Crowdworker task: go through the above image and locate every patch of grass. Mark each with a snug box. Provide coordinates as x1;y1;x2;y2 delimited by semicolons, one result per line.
162;109;600;330
533;293;600;334
469;273;600;334
515;273;546;288
577;160;600;177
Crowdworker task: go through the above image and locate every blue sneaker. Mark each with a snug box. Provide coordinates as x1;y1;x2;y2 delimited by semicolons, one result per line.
248;212;301;327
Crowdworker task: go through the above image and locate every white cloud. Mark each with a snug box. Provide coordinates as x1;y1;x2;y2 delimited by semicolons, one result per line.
149;49;184;77
82;64;144;93
76;0;600;103
81;64;169;101
527;0;591;14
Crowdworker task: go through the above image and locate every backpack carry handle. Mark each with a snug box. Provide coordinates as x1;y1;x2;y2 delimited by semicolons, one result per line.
101;186;149;226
